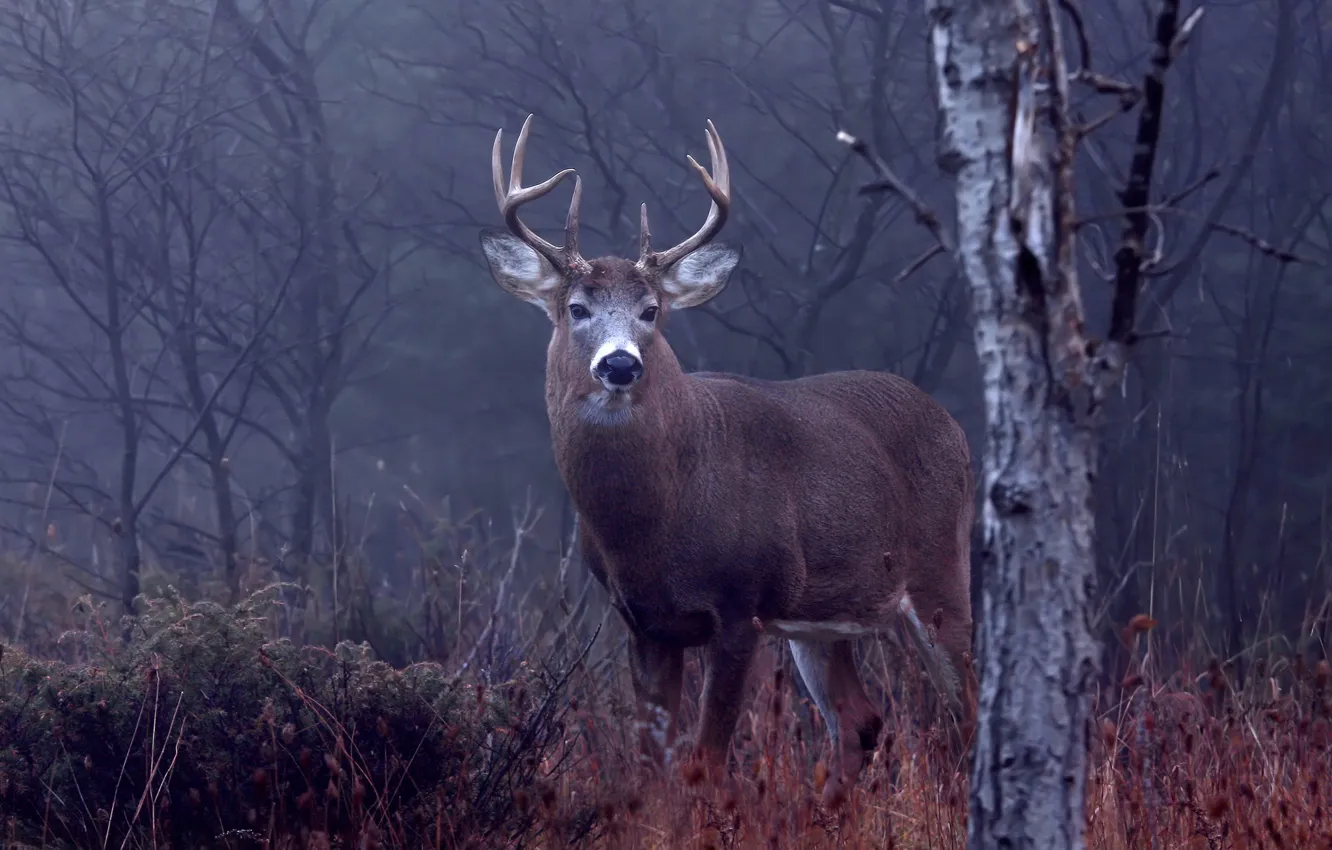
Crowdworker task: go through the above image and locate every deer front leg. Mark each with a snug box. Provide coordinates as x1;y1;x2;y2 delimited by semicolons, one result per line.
627;631;684;769
692;621;760;777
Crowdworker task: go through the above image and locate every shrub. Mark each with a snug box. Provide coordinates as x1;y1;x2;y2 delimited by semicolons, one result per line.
0;585;593;848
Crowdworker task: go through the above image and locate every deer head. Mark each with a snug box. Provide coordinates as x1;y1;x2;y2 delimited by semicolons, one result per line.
478;115;740;425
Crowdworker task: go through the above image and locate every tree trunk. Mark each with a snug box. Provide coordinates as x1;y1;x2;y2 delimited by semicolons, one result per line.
168;286;243;600
927;0;1101;846
97;180;143;622
209;455;241;599
291;394;334;564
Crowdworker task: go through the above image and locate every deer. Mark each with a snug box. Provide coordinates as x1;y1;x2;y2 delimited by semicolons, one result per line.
478;114;978;805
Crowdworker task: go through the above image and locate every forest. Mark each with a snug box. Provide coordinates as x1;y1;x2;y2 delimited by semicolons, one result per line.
0;0;1328;847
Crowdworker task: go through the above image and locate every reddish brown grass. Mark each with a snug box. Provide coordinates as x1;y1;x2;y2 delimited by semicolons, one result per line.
5;535;1329;848
516;643;1329;850
5;621;1330;848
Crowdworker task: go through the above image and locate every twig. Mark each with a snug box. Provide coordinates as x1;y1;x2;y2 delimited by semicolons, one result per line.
1062;0;1141;107
1145;0;1295;316
1078;205;1319;266
1072;69;1140;99
827;0;882;19
1076;98;1140;138
835;130;955;253
1170;8;1205;61
1058;0;1092;73
120;692;187;850
1162;168;1220;207
449;502;535;684
1205;220;1312;265
886;245;947;287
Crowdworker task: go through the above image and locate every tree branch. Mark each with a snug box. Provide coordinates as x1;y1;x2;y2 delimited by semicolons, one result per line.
1105;0;1190;346
835;130;955;254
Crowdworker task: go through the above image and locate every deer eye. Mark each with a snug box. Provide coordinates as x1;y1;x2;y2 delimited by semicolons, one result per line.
569;303;590;321
639;306;659;323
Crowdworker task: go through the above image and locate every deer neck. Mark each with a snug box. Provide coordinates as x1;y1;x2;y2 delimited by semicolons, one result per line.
546;340;700;551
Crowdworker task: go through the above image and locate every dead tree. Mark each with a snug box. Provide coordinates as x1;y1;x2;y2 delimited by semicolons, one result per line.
0;0;290;613
212;0;400;580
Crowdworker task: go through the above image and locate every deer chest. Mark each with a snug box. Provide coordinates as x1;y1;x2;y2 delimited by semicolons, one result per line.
594;554;717;646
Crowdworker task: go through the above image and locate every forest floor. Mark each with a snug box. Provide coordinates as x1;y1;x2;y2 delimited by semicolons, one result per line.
2;585;1329;849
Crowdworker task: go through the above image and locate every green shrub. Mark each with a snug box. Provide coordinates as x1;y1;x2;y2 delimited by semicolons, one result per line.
1;585;592;848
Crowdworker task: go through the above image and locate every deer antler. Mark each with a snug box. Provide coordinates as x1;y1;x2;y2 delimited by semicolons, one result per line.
492;114;590;274
637;120;732;274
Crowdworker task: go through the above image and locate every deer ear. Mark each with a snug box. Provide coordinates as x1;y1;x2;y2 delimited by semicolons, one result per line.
479;230;563;317
659;243;741;310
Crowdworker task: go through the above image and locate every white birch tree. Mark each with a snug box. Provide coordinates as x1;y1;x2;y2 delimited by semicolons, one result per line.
922;0;1197;846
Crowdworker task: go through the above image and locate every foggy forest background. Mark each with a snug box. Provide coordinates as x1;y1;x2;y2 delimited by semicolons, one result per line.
0;0;1326;688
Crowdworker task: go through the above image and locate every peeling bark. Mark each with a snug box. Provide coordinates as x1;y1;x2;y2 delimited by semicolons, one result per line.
926;0;1102;846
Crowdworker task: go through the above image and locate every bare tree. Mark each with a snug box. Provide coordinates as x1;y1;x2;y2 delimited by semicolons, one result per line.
389;0;960;381
0;0;291;614
210;0;410;583
925;0;1196;845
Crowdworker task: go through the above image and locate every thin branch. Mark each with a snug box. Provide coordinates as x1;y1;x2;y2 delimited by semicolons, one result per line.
1072;70;1140;99
1077;205;1319;265
1058;0;1092;73
130;247;300;518
1146;0;1295;317
1203;220;1314;266
1162;167;1220;207
886;244;947;287
827;0;883;20
835;130;954;253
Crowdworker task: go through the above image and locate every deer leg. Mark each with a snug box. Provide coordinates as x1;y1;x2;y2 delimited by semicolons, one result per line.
790;639;883;807
627;631;684;769
692;622;759;777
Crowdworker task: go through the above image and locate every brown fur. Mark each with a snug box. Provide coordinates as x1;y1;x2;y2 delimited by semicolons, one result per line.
543;257;977;798
481;118;977;803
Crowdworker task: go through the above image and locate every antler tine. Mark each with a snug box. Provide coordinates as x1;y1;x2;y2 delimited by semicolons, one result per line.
565;173;584;261
491;114;588;272
638;119;733;273
638;202;651;259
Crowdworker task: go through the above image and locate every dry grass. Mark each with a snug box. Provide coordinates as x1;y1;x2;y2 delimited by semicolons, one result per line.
12;608;1326;848
2;512;1329;848
509;642;1332;850
546;646;972;850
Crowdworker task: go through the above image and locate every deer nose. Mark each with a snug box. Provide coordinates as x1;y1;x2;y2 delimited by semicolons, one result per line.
595;350;643;387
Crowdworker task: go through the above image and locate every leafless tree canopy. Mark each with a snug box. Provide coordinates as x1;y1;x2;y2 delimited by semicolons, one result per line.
0;0;1324;717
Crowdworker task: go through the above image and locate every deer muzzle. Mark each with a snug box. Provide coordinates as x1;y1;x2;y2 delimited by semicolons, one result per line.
592;343;643;389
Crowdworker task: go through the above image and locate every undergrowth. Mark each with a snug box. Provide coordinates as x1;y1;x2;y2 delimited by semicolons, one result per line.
1;586;595;848
2;587;1330;848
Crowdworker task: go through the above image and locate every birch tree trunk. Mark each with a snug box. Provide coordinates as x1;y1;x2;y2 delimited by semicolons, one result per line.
925;0;1104;846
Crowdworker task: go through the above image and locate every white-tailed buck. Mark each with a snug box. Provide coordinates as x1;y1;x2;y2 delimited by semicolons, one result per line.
479;115;978;804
